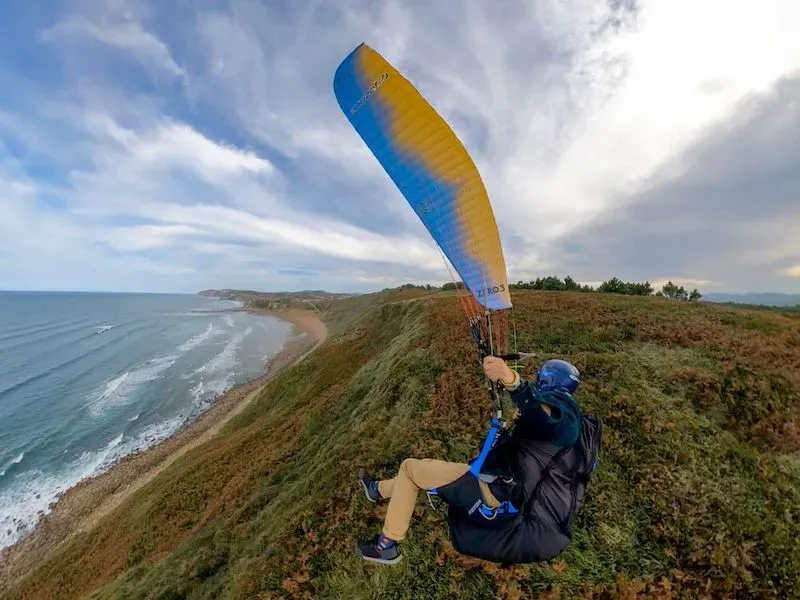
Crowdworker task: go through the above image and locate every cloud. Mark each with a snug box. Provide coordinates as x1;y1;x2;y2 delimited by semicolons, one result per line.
538;75;800;292
83;116;274;178
277;268;318;277
0;0;798;294
484;0;800;248
128;259;197;275
105;224;202;251
211;0;737;258
109;202;443;268
1;99;443;288
40;106;443;268
783;266;800;278
41;16;186;79
651;279;713;291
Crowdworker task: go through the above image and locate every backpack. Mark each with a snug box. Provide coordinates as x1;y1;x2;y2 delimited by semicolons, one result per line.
436;414;603;565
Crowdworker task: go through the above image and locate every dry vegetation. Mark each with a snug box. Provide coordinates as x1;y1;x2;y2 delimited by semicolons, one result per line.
2;290;799;599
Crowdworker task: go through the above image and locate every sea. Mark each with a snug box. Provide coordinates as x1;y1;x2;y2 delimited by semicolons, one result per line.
0;291;293;551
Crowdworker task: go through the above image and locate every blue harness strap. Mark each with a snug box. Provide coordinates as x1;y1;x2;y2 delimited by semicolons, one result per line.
469;417;502;476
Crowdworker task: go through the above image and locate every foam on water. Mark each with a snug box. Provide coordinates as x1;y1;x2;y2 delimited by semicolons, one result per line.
126;415;187;450
95;325;115;334
200;375;234;408
0;453;25;478
0;434;124;550
178;323;217;352
0;410;197;551
189;378;221;412
190;380;205;405
194;326;251;377
189;326;252;409
88;355;176;416
97;372;129;401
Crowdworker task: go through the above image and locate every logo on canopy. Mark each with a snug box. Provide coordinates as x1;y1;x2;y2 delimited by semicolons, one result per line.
350;72;389;115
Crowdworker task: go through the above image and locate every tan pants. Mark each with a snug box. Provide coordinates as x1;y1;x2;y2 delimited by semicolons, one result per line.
378;458;501;541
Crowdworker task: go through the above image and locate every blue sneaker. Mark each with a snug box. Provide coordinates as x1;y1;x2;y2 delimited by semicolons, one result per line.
359;469;383;503
356;534;402;566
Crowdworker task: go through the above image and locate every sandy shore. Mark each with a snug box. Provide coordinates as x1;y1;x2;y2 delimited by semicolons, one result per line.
0;307;327;586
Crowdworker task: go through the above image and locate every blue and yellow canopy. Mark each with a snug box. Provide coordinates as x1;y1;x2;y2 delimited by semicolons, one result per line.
333;43;512;310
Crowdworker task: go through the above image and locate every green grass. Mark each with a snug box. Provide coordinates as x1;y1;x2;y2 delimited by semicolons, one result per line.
3;290;800;600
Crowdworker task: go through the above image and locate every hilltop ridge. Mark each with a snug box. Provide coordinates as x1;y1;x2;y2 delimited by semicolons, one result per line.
199;289;356;312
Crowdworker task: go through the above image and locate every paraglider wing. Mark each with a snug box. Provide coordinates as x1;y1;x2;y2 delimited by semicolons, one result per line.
333;42;512;310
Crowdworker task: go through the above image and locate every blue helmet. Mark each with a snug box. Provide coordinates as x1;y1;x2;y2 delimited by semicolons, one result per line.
535;359;580;395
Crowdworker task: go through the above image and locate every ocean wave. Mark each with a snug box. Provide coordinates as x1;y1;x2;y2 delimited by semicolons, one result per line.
212;300;244;309
0;317;90;344
203;376;234;406
97;372;129;402
56;323;155;388
186;300;244;314
0;320;99;355
190;375;234;412
187;326;252;408
0;295;274;552
190;380;205;405
0;433;125;551
0;324;150;399
178;323;217;353
0;452;25;477
88;355;177;416
194;326;251;378
1;350;106;398
0;408;201;550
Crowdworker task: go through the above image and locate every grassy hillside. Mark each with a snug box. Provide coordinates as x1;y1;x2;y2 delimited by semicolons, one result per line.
3;290;800;599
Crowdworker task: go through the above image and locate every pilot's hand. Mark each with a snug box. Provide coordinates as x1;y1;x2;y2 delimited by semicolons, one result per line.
483;356;516;386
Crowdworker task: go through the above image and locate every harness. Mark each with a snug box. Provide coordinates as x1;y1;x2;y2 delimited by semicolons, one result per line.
426;315;526;520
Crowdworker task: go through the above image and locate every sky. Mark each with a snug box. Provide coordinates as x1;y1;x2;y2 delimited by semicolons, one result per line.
0;0;798;295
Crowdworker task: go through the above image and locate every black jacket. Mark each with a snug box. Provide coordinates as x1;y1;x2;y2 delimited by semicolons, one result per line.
481;382;584;506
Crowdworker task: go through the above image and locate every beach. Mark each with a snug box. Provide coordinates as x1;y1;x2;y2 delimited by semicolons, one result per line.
0;307;327;586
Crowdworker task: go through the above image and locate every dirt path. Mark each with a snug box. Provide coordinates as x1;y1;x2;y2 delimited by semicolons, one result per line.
0;308;327;587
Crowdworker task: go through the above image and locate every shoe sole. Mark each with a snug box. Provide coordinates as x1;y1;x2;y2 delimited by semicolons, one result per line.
360;554;403;566
358;469;377;504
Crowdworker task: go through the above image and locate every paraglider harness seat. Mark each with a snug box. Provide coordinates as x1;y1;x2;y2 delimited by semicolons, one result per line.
426;416;518;520
426;403;603;565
